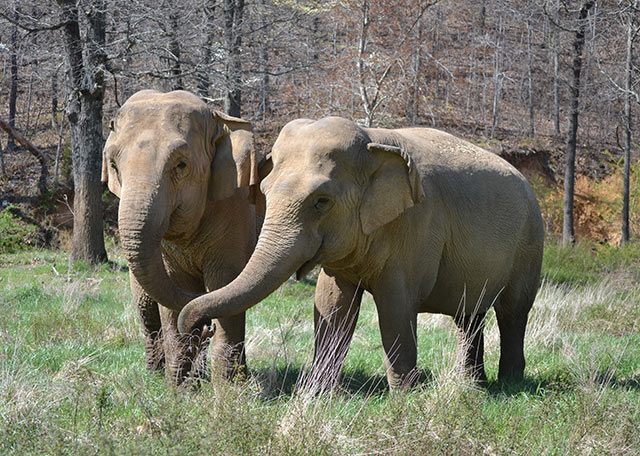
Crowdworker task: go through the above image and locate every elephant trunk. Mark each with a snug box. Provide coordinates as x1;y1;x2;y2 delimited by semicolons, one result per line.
119;183;199;311
177;217;316;334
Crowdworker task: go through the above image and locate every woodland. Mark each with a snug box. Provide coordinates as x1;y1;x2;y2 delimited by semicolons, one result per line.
0;0;639;254
2;2;640;454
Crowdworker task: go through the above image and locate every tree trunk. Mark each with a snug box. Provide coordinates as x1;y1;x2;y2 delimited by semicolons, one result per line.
490;44;502;138
52;69;59;129
0;139;4;176
527;18;535;138
8;4;19;152
258;0;270;121
357;0;373;127
58;0;108;263
168;8;183;91
197;0;216;98
622;3;636;244
407;21;422;125
553;36;560;135
223;0;244;117
562;1;594;247
24;69;34;134
552;0;561;135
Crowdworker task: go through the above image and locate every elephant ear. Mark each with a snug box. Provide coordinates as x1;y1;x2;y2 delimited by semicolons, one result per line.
208;111;259;201
101;122;122;198
254;153;273;218
360;143;425;236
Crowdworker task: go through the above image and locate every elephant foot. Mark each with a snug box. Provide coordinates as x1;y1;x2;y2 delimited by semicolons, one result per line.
304;363;342;393
144;331;165;373
386;367;420;391
467;366;488;387
209;341;247;381
498;364;525;384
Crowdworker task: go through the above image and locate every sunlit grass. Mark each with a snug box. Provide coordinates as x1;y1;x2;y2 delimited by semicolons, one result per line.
1;244;639;454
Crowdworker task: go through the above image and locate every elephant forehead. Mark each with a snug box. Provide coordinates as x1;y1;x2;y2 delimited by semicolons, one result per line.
117;102;207;138
269;173;334;198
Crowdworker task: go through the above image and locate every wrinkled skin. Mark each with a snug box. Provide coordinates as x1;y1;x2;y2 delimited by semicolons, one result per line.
102;90;260;384
178;116;544;389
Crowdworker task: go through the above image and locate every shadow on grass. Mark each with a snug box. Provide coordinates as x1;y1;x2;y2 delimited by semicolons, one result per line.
486;377;553;397
593;372;640;392
486;370;640;398
252;365;434;399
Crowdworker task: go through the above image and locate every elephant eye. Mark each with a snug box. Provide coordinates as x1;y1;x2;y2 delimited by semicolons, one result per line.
313;196;333;213
110;159;121;183
176;161;187;170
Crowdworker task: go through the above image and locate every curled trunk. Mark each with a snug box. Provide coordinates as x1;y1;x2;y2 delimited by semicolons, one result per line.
178;221;315;334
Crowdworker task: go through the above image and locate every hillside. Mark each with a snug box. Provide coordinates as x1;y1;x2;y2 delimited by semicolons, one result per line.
0;0;638;246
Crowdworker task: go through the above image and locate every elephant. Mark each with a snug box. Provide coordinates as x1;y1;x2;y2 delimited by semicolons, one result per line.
177;116;544;389
102;89;261;384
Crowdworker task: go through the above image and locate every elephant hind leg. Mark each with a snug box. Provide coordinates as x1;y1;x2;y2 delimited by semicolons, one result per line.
454;312;487;384
493;285;535;382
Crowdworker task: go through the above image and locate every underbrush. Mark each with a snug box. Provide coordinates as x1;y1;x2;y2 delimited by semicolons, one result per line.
531;159;640;243
0;205;39;253
1;246;639;454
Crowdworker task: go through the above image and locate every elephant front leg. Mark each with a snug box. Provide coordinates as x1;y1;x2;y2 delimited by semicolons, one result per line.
310;269;364;391
373;284;419;390
158;305;196;385
130;272;164;372
208;314;247;380
454;312;488;384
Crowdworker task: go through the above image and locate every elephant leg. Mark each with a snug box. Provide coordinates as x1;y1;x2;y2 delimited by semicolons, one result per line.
158;305;194;385
311;269;364;390
454;312;487;383
130;271;164;372
204;269;248;381
373;287;419;390
494;280;535;382
208;314;247;380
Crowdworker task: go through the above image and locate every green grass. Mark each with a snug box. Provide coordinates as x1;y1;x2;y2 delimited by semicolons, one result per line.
542;241;640;285
1;243;640;454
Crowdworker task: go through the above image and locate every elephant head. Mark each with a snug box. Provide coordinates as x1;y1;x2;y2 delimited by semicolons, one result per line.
178;116;424;333
102;90;258;311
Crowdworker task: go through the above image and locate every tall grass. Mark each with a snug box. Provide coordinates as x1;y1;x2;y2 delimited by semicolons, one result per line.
1;246;639;454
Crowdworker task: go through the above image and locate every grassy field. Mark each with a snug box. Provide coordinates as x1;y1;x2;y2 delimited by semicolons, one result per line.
1;243;640;455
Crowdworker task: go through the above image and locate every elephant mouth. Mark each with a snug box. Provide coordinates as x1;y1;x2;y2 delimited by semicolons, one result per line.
295;254;320;281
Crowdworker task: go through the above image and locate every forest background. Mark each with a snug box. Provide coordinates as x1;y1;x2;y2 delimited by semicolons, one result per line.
3;2;640;453
0;0;639;255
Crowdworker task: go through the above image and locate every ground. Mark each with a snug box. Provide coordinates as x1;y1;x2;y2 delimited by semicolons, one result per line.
1;242;639;455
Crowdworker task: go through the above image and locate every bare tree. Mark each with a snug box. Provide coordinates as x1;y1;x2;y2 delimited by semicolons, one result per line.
223;0;245;116
621;0;640;243
167;2;183;91
526;14;536;137
560;0;595;246
58;0;108;263
7;2;19;151
196;0;217;98
354;0;438;127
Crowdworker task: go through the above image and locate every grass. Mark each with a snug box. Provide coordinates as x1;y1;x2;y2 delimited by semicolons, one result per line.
1;242;640;454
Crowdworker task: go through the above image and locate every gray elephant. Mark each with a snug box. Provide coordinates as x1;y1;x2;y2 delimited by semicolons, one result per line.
178;116;544;389
102;89;260;384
